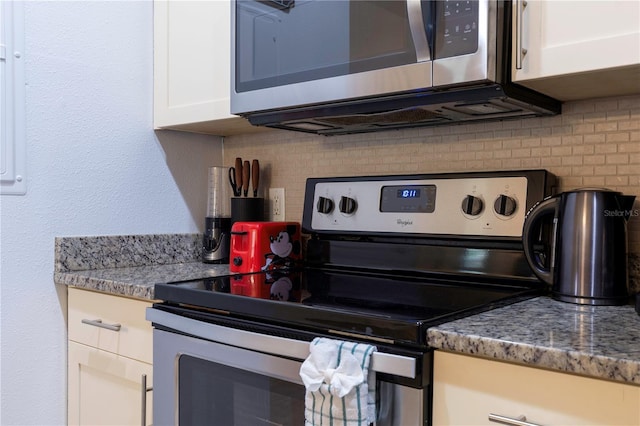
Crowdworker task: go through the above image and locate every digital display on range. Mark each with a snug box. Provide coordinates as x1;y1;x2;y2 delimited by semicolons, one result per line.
380;185;436;212
398;189;420;198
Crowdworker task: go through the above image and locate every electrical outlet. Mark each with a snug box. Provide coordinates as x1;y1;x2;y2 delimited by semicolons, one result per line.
268;188;285;221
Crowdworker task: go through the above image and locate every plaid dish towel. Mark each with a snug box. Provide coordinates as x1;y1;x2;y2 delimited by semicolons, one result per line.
299;337;377;426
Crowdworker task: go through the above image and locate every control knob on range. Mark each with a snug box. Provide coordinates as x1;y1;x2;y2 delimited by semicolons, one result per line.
339;196;357;214
461;195;484;216
494;194;517;216
316;196;334;214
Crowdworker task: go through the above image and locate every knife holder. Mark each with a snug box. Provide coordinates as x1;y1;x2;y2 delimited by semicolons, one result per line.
231;197;265;226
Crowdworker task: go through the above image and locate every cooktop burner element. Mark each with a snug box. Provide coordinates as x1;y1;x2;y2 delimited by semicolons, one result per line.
154;170;557;349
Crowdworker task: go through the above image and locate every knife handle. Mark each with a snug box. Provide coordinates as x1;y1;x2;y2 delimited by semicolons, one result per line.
234;157;243;195
242;161;250;196
251;159;260;197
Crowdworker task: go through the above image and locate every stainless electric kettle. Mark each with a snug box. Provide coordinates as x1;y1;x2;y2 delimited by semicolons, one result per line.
523;189;636;305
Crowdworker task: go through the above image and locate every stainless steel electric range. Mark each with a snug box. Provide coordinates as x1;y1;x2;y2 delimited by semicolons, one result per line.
147;170;556;426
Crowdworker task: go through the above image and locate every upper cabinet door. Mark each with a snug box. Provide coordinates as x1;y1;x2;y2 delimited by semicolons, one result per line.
512;0;640;101
153;0;265;136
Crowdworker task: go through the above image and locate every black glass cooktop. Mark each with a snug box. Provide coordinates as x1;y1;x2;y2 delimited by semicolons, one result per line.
154;267;542;347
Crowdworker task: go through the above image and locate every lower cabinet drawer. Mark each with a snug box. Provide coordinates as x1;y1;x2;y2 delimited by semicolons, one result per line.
433;351;640;425
68;287;153;363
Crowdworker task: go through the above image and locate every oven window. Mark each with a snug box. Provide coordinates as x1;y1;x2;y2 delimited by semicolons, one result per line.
178;355;305;425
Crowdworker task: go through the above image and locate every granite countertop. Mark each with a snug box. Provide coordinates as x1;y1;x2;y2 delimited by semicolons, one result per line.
428;297;640;385
53;233;229;300
54;234;640;385
55;262;229;300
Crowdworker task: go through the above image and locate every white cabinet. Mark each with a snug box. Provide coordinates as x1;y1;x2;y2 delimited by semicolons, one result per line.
68;342;153;426
433;351;640;426
512;0;640;101
67;287;153;426
154;0;265;136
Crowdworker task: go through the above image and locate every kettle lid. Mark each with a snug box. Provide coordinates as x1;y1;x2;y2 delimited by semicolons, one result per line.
565;187;621;194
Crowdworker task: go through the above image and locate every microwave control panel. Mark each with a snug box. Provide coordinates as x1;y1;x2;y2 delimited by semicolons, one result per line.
435;0;480;59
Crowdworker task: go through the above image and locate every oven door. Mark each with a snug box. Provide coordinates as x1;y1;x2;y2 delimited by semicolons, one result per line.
148;307;428;425
154;328;305;425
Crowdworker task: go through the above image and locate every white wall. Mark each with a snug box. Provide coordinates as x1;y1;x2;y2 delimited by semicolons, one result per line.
0;1;223;424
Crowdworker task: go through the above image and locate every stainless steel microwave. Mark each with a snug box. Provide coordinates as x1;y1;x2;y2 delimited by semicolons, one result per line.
231;0;560;135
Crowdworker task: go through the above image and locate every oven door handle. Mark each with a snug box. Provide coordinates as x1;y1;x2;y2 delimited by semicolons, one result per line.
146;307;417;379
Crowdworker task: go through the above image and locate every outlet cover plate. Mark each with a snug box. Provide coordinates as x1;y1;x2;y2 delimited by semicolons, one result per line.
268;188;285;221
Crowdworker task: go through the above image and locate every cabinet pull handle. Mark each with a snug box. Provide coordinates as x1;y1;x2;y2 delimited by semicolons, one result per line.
514;0;528;69
489;413;540;426
81;318;121;331
141;374;152;426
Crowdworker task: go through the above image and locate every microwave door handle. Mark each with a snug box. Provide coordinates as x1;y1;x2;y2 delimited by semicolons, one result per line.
407;0;431;62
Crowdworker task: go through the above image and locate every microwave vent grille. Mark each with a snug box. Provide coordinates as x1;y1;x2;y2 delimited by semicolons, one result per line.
320;108;443;126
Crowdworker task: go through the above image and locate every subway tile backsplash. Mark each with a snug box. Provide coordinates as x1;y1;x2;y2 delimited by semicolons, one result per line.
225;94;640;290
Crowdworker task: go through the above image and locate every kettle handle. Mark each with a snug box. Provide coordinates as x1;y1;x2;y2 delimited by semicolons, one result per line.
522;196;558;285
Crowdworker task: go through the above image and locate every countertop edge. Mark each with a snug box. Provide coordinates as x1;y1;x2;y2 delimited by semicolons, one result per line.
54;271;156;301
427;323;640;386
53;262;231;301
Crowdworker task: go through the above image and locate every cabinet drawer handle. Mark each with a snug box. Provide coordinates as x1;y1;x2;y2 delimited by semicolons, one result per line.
489;413;540;426
141;374;152;426
81;318;121;331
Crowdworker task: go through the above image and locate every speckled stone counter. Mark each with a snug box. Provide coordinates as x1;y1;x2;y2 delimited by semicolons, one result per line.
428;297;640;385
55;234;640;385
54;234;229;300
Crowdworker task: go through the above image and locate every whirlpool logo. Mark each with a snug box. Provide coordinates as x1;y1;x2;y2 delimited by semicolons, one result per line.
397;219;414;227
